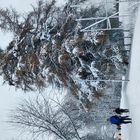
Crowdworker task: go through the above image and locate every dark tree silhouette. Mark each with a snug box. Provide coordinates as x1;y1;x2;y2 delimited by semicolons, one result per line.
9;96;82;140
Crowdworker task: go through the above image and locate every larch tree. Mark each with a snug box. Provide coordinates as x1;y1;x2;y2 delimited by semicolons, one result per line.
0;0;127;111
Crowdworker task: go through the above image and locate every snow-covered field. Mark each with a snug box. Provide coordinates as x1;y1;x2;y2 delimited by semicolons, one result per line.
121;2;140;140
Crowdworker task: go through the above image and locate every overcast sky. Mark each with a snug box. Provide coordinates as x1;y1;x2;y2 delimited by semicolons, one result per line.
0;0;37;138
0;0;65;140
0;0;69;138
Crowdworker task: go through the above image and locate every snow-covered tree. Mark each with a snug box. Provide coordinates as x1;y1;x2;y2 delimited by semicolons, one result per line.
0;0;127;110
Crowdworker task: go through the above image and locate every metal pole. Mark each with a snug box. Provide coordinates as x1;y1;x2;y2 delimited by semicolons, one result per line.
81;12;120;31
81;79;130;82
76;15;130;21
80;2;140;32
105;0;109;30
81;28;124;32
107;18;111;29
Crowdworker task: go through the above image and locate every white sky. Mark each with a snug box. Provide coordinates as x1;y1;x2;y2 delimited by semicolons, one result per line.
0;0;65;140
0;0;37;139
0;0;37;49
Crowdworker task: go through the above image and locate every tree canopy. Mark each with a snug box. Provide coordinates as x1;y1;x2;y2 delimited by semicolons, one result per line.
0;0;128;110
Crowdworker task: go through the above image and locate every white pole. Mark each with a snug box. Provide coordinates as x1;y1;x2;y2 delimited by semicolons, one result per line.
76;15;130;21
107;18;111;29
80;2;140;32
105;0;109;30
80;12;120;31
81;79;130;82
81;2;140;32
81;28;124;32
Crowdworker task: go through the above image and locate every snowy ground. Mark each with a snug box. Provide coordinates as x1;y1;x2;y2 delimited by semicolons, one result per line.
120;2;140;140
